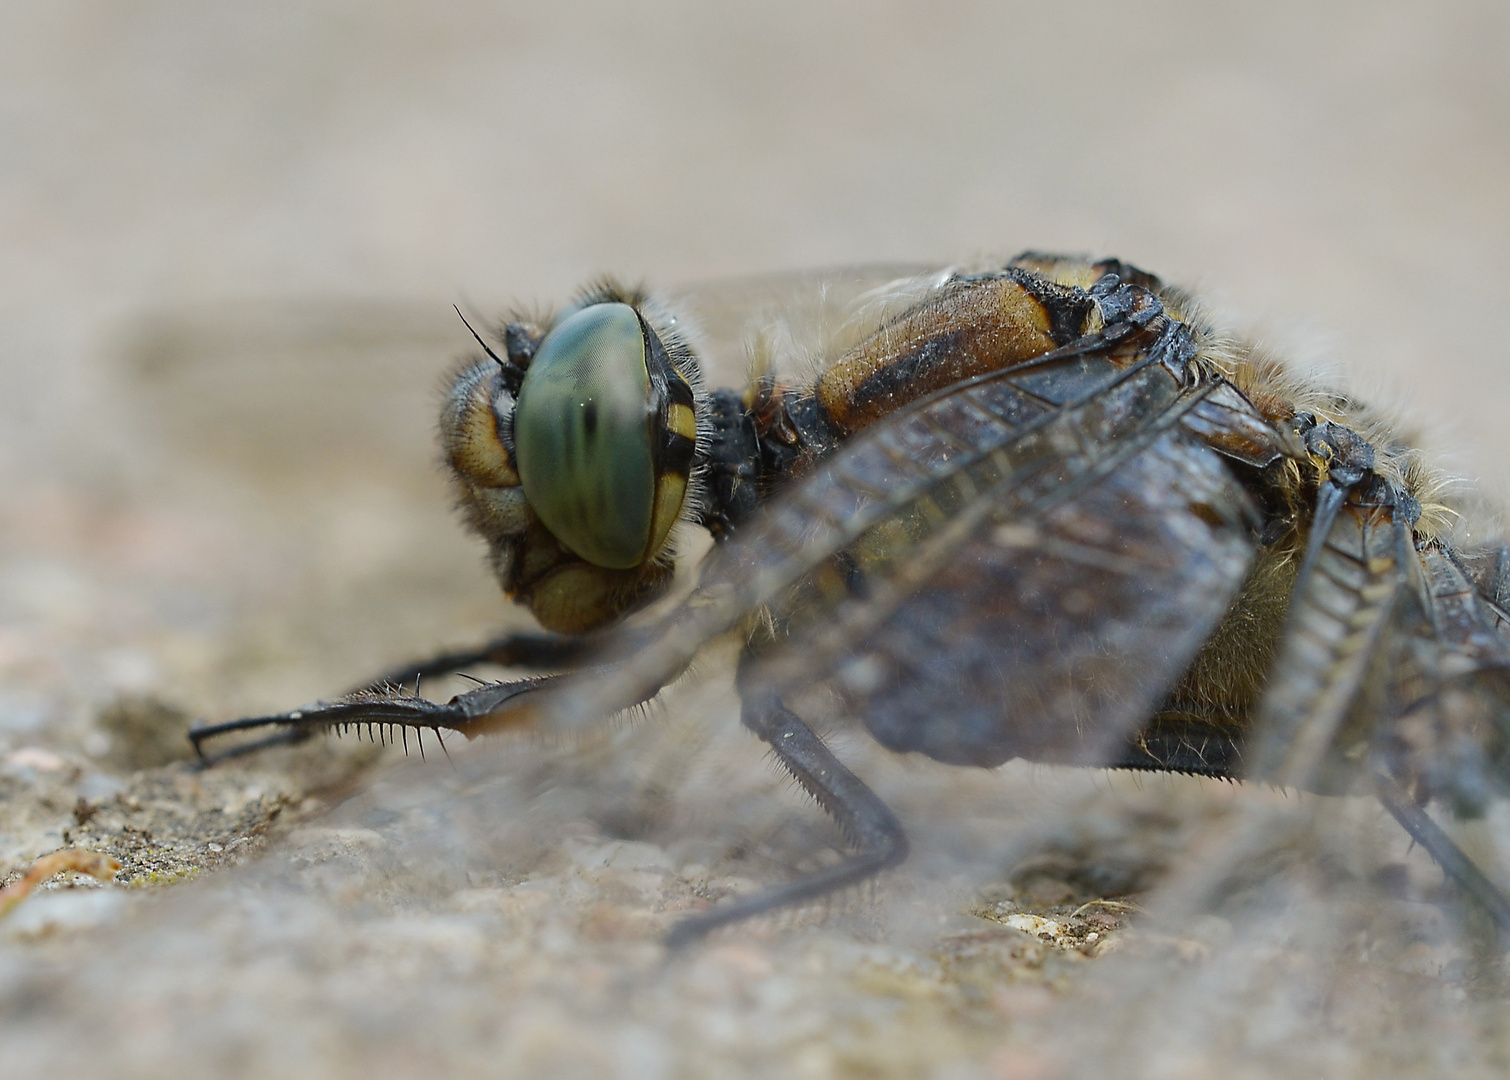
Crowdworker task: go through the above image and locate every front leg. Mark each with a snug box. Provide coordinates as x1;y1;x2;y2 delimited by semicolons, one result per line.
189;673;575;763
355;630;600;693
666;689;909;947
190;629;632;762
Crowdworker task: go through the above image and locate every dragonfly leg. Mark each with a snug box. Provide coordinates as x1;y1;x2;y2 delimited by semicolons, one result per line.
1374;770;1510;936
194;632;620;762
666;692;909;948
354;631;596;693
188;673;565;764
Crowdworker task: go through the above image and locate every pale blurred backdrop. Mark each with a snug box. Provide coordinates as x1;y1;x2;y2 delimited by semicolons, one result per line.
3;3;1509;1078
7;2;1507;388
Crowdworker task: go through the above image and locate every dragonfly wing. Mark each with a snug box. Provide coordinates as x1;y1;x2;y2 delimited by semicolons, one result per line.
748;427;1259;767
662;265;939;385
1408;550;1510;804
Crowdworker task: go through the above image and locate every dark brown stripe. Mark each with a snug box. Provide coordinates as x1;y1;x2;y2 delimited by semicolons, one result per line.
665;368;696;408
1004;267;1096;345
660;431;696;475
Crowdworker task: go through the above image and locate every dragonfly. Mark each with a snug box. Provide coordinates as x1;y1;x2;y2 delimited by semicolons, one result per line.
190;252;1510;947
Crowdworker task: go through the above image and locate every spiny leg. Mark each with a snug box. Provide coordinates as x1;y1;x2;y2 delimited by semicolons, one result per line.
194;633;600;761
189;673;570;764
354;631;600;694
1107;705;1246;779
666;690;908;948
191;629;642;763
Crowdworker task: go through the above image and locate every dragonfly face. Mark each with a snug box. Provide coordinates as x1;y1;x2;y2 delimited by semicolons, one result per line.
194;253;1510;945
441;283;700;633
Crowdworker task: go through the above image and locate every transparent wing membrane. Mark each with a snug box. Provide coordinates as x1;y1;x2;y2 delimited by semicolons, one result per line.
771;430;1255;769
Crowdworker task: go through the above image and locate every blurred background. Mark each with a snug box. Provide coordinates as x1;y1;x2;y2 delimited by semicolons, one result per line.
3;2;1509;1078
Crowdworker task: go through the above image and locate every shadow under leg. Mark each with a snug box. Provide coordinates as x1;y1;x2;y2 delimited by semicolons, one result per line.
666;691;909;948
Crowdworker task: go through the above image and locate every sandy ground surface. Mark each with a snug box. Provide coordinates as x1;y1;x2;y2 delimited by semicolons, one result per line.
3;3;1510;1078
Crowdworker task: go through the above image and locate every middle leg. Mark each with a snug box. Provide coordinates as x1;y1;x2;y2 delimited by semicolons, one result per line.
666;689;909;947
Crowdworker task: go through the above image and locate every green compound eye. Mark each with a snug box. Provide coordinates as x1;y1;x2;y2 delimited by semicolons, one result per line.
513;302;656;570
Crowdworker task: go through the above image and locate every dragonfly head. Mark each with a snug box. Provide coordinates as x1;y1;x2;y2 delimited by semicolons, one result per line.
441;284;702;634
